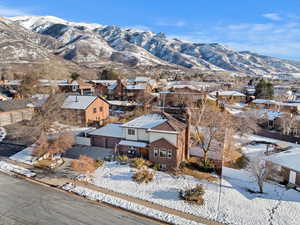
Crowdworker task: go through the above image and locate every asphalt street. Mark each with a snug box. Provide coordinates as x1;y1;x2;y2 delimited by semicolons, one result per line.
0;173;161;225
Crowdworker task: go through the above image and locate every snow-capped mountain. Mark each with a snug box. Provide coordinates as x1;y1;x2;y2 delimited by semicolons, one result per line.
7;15;300;76
0;16;97;79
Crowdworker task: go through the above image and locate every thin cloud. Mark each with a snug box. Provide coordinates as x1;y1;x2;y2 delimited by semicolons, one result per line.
263;13;282;21
0;4;31;17
156;19;186;27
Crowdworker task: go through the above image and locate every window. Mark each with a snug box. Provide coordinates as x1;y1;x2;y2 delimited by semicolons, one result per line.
99;106;103;112
159;149;167;158
128;128;135;135
154;148;158;157
167;150;172;159
160;164;167;171
93;108;97;113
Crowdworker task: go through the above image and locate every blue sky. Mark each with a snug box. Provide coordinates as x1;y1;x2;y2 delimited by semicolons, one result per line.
1;0;300;60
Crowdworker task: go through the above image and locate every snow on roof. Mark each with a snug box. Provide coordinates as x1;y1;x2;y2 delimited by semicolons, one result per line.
62;95;97;110
118;140;147;148
107;100;139;106
88;123;123;138
252;99;276;104
108;82;118;89
126;83;147;90
128;77;150;83
210;90;245;97
267;148;300;172
122;113;166;129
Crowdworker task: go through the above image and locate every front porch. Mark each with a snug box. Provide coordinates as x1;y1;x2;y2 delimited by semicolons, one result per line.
116;140;149;159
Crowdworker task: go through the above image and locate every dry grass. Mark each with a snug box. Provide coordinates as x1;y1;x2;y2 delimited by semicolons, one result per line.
181;167;218;183
71;155;96;174
180;184;205;205
131;158;150;169
116;155;129;163
132;169;155;184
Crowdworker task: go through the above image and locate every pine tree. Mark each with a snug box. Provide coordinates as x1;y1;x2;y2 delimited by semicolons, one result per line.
255;79;274;99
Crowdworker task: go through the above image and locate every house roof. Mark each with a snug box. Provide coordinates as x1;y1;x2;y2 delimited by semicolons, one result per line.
0;98;32;112
267;148;300;172
126;83;147;90
88;123;123;138
122;113;167;129
61;95;98;110
128;77;150;83
210;90;245;97
118;140;147;148
121;112;186;131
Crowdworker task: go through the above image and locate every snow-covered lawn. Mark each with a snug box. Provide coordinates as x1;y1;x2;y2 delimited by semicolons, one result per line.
9;146;36;165
82;162;300;225
62;183;203;225
0;161;36;177
0;127;6;142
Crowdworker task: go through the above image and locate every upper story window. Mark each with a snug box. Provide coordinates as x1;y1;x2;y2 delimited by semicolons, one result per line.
159;149;167;158
128;128;135;135
99;106;103;112
159;149;172;159
93;108;97;113
153;148;158;157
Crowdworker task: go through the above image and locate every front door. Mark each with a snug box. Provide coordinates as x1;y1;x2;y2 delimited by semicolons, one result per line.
289;171;297;184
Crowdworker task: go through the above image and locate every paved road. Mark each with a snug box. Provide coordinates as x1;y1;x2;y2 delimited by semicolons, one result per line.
0;173;161;225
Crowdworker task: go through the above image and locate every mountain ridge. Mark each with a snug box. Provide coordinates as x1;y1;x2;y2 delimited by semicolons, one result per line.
5;15;300;77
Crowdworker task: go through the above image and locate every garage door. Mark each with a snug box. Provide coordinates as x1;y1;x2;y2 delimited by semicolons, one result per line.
91;136;106;147
289;171;297;184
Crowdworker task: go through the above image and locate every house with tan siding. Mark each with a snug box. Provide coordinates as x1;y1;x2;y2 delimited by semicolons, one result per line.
61;95;109;127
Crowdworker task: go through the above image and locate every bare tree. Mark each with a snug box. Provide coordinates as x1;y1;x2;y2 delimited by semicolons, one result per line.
32;132;74;160
249;159;270;193
191;104;229;167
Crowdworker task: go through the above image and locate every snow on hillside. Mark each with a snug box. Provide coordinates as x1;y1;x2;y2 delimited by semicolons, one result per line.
10;15;300;75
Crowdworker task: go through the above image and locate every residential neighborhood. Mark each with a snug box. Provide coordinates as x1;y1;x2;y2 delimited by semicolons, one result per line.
0;1;300;225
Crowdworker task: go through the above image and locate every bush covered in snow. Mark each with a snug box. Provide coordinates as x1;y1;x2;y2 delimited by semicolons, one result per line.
132;169;155;184
180;184;205;205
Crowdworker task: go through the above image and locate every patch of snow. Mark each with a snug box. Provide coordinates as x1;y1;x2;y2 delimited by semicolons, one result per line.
0;127;6;142
62;183;203;225
0;161;36;177
79;162;300;225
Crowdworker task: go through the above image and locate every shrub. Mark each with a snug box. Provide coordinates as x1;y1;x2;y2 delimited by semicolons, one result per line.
180;184;205;205
71;155;96;174
152;163;160;171
116;155;129;163
94;158;104;168
132;169;155;184
131;158;147;169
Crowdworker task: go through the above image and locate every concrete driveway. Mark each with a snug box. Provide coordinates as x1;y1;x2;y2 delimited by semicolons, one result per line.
63;145;113;159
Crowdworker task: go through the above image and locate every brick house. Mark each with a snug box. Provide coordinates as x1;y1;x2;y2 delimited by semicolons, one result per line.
89;80;116;97
59;80;94;95
89;112;190;170
107;79;126;100
210;91;246;102
266;148;300;186
61;95;109;127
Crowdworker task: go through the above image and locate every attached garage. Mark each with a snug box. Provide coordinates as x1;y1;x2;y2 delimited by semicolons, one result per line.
88;123;123;149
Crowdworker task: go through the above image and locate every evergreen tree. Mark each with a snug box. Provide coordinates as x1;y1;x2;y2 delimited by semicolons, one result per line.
254;79;274;99
70;72;80;81
98;69;119;80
